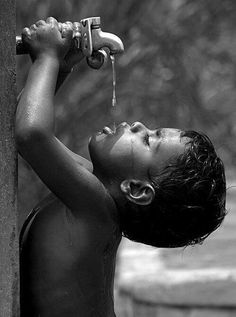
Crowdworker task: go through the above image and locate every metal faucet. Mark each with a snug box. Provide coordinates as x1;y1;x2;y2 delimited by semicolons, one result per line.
80;17;124;55
16;17;124;69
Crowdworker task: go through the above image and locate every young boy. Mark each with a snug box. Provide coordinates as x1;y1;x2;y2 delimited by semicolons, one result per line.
16;18;226;316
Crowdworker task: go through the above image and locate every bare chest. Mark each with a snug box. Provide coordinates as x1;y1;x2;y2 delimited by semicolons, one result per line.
20;195;120;316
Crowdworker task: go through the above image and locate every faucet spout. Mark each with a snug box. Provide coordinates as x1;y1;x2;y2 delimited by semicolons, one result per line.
92;29;124;54
80;17;124;57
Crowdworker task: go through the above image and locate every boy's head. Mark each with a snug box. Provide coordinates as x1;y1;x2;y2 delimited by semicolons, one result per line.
89;122;226;248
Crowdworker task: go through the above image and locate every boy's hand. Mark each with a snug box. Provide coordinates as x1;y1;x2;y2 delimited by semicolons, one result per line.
22;17;73;62
58;21;84;73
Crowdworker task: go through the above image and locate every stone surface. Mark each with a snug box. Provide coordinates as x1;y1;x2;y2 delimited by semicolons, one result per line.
0;0;19;315
119;268;236;306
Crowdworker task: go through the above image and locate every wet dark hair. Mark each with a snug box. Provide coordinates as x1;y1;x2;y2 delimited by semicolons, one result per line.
120;131;226;248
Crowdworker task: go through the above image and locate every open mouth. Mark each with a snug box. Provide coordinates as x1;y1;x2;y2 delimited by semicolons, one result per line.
100;122;130;136
102;126;115;135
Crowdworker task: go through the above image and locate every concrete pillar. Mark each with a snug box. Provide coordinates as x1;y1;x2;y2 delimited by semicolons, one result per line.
0;0;19;315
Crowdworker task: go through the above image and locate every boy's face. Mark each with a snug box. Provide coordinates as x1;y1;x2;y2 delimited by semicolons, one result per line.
89;122;189;182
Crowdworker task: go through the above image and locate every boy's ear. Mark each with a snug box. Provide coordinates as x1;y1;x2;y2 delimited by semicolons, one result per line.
120;179;155;206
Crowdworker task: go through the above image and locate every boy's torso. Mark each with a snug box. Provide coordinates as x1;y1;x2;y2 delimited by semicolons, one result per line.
20;193;121;317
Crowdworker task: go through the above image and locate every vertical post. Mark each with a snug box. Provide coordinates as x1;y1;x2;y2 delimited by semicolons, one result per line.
0;0;19;316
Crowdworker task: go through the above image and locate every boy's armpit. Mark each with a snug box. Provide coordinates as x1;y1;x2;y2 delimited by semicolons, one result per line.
57;138;93;173
17;132;112;222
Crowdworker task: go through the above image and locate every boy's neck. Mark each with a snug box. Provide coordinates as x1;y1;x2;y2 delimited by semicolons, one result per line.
93;168;126;217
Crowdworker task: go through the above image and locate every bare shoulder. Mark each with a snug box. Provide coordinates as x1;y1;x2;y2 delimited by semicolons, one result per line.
17;133;112;219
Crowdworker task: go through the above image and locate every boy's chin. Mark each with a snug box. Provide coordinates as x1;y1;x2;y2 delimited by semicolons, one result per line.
88;135;106;164
89;131;108;144
89;134;106;158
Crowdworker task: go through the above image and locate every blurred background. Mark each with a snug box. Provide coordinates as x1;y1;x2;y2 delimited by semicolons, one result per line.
17;0;236;316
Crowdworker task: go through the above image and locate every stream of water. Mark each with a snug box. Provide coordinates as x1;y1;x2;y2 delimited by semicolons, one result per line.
110;54;116;108
110;55;117;131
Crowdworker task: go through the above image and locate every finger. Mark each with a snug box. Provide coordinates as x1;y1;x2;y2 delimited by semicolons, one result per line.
22;27;31;37
46;17;58;27
58;22;62;32
61;24;73;40
35;20;46;27
73;22;81;33
65;21;73;28
29;24;37;31
72;22;81;46
22;27;31;40
62;22;73;33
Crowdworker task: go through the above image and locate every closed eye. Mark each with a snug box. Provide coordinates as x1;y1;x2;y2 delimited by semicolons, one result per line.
155;128;162;137
143;134;150;146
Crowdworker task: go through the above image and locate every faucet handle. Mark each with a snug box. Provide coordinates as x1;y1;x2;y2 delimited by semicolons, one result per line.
80;17;101;57
79;16;124;57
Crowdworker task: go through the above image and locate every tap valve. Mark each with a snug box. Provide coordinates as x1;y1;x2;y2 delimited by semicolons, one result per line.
16;17;124;69
80;17;101;57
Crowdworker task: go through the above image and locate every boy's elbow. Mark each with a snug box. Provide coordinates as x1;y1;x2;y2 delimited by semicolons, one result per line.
16;125;48;153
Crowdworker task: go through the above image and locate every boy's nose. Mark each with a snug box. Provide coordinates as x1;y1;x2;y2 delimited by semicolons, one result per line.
130;122;146;133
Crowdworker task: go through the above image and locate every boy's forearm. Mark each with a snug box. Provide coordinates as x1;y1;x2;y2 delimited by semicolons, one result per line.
16;55;59;135
17;69;70;102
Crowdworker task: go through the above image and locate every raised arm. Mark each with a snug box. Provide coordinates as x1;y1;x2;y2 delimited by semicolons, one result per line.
17;21;93;172
16;18;109;217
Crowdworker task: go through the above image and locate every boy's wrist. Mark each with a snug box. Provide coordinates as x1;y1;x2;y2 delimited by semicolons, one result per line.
35;52;60;68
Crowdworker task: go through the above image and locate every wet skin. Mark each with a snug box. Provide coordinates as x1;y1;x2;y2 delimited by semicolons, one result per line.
17;19;122;316
20;122;189;317
89;122;190;186
20;193;121;317
16;17;191;317
20;194;121;317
